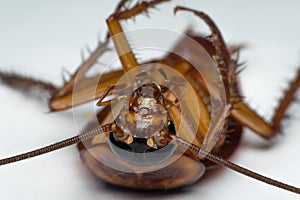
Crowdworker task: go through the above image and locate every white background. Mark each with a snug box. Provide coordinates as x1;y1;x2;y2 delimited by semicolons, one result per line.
1;0;300;199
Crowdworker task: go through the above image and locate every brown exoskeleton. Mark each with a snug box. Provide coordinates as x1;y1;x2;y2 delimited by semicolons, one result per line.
1;0;300;199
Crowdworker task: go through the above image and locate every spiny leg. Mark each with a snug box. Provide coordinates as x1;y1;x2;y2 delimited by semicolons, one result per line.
173;6;300;139
174;6;233;102
217;42;300;138
230;47;300;137
55;0;138;97
55;0;141;97
55;40;110;98
0;23;111;111
106;0;170;73
49;69;125;111
0;1;171;111
54;0;171;109
173;8;244;148
173;7;245;114
52;0;170;110
271;68;300;133
173;7;241;153
50;0;144;110
0;1;132;111
174;6;231;64
0;71;58;98
0;64;125;111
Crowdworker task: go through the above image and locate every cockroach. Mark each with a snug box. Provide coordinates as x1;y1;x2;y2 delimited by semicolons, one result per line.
1;0;300;199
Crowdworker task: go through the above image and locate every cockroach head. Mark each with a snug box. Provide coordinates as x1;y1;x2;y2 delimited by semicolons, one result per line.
109;82;177;165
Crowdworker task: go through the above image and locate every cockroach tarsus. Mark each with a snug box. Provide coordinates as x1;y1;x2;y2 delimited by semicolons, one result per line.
1;0;300;195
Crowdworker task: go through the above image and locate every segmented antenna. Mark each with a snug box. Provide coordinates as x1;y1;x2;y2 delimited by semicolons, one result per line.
0;123;114;166
1;122;299;194
176;136;300;195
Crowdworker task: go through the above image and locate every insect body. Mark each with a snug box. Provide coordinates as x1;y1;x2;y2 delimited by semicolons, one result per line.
1;0;300;198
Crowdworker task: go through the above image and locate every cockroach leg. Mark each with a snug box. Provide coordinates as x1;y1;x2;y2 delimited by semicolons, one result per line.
228;65;300;139
0;41;129;112
174;6;232;101
96;83;129;106
50;70;125;111
50;0;146;106
106;0;170;72
174;6;230;65
173;6;300;140
272;69;300;130
0;41;121;111
55;40;110;97
0;71;57;96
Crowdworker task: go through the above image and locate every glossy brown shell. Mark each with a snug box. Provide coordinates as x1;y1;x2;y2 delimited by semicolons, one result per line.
80;144;205;189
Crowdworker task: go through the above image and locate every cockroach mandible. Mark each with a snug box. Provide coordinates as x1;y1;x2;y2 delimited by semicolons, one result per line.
1;0;300;199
